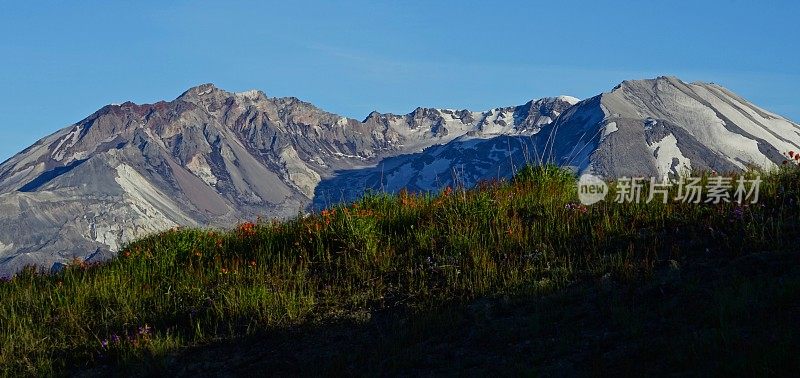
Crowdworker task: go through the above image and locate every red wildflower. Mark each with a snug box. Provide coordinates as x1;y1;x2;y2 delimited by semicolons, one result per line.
442;186;453;197
237;222;257;237
790;151;796;158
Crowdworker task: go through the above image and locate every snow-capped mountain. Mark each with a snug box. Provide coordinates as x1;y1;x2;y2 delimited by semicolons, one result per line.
0;77;798;276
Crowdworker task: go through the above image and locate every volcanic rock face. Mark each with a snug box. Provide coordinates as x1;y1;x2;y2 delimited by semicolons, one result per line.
0;77;798;276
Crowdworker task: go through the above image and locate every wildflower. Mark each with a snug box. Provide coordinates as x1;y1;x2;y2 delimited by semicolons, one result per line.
237;222;257;237
400;189;416;208
111;334;121;343
731;205;747;221
565;203;588;213
249;260;257;267
442;186;453;197
100;339;109;349
790;151;796;158
138;324;152;336
123;251;131;258
221;267;229;274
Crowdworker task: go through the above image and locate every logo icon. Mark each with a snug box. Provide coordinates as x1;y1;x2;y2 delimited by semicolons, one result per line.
577;173;608;205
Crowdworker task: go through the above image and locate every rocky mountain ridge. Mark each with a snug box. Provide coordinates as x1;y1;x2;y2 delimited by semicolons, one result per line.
1;76;798;276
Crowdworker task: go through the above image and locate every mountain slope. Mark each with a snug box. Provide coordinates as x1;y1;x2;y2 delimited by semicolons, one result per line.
0;77;798;276
590;77;800;178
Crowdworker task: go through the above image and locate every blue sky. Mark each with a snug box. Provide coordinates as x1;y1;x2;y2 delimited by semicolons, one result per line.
1;1;798;162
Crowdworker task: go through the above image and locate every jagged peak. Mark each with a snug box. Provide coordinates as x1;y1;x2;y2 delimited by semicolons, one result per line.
553;95;581;105
177;83;222;99
522;96;581;107
362;111;383;123
234;89;265;101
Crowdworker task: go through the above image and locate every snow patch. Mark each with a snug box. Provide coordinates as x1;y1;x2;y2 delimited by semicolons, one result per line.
647;134;691;180
479;108;517;134
197;87;214;96
556;95;581;105
534;116;553;127
603;122;618;137
332;151;367;160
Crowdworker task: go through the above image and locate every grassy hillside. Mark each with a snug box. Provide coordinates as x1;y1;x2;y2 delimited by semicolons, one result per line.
2;164;800;376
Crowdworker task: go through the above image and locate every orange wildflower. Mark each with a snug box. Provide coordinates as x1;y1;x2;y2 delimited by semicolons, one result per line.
237;222;257;237
399;189;417;208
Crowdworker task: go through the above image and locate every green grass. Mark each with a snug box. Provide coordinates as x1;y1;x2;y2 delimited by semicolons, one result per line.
1;164;800;375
